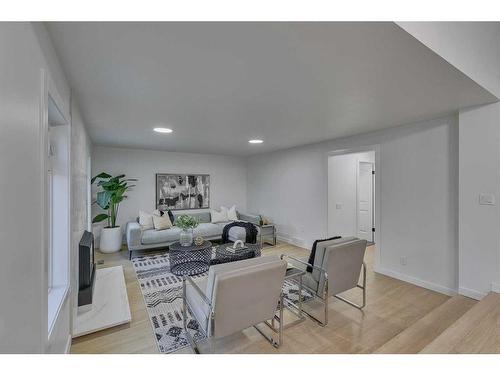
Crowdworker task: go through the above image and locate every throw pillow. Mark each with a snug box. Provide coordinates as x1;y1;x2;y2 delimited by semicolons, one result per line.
153;214;172;230
167;210;175;223
139;211;154;230
211;207;229;223
226;205;238;221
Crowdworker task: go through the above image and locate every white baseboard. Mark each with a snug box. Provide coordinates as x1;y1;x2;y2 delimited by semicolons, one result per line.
277;234;307;249
491;282;500;294
458;286;487;300
375;266;457;296
64;334;71;354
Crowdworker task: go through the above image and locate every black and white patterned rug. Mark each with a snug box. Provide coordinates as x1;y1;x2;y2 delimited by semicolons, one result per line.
132;252;313;354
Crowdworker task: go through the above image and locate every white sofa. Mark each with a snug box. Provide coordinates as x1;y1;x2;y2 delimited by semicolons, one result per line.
126;211;260;259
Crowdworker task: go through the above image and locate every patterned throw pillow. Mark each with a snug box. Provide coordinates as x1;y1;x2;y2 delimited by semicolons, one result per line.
152;214;172;231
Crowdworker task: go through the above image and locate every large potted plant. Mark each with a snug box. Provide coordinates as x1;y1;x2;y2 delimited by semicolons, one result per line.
174;214;199;246
92;172;137;253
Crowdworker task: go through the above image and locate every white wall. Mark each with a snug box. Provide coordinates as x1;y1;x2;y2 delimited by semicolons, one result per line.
327;151;375;237
396;22;500;300
247;116;459;295
0;23;71;353
0;23;91;353
91;146;247;240
398;22;500;98
458;102;500;299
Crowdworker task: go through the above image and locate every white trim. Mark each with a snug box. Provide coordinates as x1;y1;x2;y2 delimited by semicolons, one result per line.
64;334;72;354
375;266;457;296
277;233;308;250
356;160;375;242
42;69;72;351
39;69;49;347
458;286;487;301
491;282;500;294
48;286;69;338
325;144;381;270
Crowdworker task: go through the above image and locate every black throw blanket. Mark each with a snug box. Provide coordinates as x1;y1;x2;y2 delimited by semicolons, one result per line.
306;236;342;272
222;221;258;244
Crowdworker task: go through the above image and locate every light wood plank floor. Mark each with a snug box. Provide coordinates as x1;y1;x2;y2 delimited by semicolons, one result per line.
420;292;500;354
71;243;471;354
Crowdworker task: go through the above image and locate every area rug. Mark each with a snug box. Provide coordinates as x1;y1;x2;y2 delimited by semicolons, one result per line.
132;252;313;354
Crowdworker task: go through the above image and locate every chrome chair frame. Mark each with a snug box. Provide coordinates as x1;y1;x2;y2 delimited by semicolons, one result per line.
182;275;284;354
281;254;366;326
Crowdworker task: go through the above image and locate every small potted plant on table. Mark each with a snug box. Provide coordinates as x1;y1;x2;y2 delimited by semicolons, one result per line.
174;214;199;247
92;172;137;253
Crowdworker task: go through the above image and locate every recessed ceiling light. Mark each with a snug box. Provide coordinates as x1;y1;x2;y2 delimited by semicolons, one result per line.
248;139;263;144
153;127;173;134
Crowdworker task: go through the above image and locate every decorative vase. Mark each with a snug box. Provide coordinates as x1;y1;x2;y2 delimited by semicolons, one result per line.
180;228;194;247
194;236;204;246
99;226;122;253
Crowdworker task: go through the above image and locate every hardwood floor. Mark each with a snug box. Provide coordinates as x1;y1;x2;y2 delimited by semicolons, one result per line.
71;242;477;354
375;295;476;354
420;292;500;354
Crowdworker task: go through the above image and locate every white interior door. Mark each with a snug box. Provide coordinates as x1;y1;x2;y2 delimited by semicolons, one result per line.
357;161;374;242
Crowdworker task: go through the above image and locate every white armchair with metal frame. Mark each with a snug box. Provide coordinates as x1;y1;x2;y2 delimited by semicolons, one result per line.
281;237;367;326
182;256;287;353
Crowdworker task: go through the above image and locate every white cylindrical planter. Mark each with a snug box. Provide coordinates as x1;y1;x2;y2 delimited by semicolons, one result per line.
99;226;122;253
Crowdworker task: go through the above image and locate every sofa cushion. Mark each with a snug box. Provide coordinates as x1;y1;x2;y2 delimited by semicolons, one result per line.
172;211;211;224
193;223;223;238
141;227;182;244
142;223;224;245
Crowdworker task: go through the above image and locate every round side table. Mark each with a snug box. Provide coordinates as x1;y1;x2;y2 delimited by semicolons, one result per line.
169;241;212;276
211;243;261;265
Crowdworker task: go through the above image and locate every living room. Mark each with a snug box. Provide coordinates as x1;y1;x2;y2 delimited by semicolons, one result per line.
2;1;500;372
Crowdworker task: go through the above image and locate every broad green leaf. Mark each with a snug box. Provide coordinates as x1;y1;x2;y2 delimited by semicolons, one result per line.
92;213;109;223
96;190;112;209
91;172;111;184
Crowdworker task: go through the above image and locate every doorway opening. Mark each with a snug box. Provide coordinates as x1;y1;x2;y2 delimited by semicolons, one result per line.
327;150;376;244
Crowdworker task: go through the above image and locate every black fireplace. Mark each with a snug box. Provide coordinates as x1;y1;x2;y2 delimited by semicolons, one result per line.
78;230;96;306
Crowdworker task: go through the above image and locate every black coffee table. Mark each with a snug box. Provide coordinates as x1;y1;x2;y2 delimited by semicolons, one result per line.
210;243;261;265
169;241;212;276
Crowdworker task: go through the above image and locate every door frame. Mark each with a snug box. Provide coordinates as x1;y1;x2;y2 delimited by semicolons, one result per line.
326;145;381;271
356;160;375;243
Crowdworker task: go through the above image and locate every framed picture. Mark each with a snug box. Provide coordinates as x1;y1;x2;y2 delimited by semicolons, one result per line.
156;173;210;210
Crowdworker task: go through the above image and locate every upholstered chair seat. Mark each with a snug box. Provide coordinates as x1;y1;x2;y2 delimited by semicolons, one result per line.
183;255;287;353
282;237;367;326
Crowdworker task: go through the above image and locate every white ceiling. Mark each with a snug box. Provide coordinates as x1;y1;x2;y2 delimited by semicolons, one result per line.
46;22;497;156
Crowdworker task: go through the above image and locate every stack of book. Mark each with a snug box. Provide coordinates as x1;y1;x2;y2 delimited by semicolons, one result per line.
225;245;248;254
